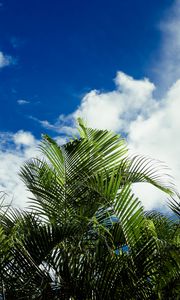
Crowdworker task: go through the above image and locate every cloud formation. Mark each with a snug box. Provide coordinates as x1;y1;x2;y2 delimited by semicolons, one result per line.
0;130;68;208
0;131;38;207
73;72;157;132
155;0;180;89
17;99;30;105
39;71;179;211
0;51;14;68
32;116;78;136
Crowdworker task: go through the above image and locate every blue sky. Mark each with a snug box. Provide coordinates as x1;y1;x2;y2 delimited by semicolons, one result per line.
0;0;173;136
0;0;180;210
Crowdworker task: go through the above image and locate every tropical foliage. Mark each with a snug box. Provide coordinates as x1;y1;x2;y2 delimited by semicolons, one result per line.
0;119;179;299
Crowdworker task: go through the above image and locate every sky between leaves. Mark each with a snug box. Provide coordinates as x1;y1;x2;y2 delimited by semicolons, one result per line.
0;0;180;211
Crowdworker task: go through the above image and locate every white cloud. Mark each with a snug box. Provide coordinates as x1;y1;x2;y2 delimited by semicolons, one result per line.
37;72;157;135
73;72;157;133
0;130;68;208
17;99;30;105
13;130;36;147
76;74;180;211
128;79;180;210
0;131;38;207
155;0;180;89
32;116;78;136
54;136;68;145
42;71;179;211
0;51;14;68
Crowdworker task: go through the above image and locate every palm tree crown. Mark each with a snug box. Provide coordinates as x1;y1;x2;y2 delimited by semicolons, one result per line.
0;119;179;299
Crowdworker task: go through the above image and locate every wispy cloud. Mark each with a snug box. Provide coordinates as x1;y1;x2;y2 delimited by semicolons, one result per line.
17;99;30;105
154;0;180;89
31;116;78;136
0;51;14;68
10;37;26;49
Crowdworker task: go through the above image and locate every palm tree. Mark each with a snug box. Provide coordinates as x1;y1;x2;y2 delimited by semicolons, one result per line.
0;119;179;299
145;210;180;299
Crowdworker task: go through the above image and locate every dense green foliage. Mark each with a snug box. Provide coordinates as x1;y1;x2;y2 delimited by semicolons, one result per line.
0;120;179;299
